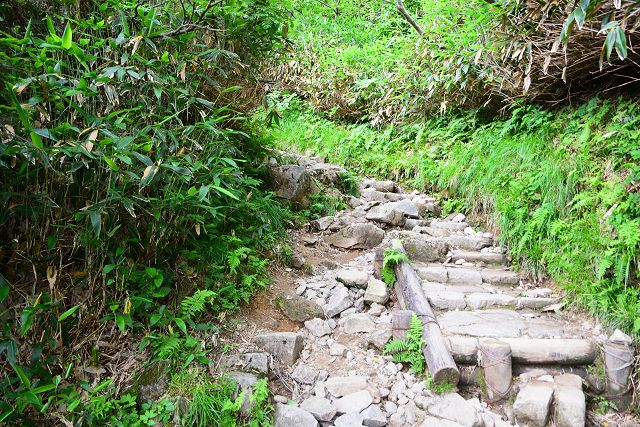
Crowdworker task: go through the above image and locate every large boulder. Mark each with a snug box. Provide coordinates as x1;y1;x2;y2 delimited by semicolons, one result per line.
325;223;385;249
268;163;318;208
253;332;304;365
366;203;406;227
276;293;325;322
385;231;448;263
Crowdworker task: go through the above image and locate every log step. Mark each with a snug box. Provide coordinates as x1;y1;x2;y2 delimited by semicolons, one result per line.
447;336;597;366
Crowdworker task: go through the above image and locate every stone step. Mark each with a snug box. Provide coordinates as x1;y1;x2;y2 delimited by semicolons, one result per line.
437;309;571;339
415;264;519;287
429;219;469;231
423;288;559;312
450;250;506;265
444;235;493;251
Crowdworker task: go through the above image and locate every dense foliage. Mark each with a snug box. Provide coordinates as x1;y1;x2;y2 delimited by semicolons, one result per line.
262;94;640;335
0;0;289;423
272;0;640;122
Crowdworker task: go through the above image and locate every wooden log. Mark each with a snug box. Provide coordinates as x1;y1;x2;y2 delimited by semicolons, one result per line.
447;336;598;366
392;310;414;340
391;240;460;385
604;340;634;411
478;339;512;403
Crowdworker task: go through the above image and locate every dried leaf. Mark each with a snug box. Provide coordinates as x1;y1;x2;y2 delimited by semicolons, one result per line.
523;75;531;94
195;223;201;236
179;63;186;82
47;266;57;287
87;129;99;142
543;56;551;75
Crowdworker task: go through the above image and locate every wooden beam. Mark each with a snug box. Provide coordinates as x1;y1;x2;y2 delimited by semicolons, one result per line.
392;240;459;385
396;1;424;36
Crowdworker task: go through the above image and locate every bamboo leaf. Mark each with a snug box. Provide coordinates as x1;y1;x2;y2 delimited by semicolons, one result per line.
62;22;73;49
59;305;79;322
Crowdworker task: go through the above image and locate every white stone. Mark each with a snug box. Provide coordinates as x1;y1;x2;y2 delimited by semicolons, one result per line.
513;380;554;427
300;396;337;422
325;376;369;397
336;269;370;289
330;342;348;356
343;313;376;334
326;287;353;318
364;278;389;305
334;390;374;414
291;363;318;385
274;403;318;427
425;393;482;427
361;404;387;427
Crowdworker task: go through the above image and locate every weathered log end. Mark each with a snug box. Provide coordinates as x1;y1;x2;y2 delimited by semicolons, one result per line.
432;366;461;387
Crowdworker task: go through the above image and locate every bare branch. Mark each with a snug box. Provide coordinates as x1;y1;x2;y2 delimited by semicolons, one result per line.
396;0;423;36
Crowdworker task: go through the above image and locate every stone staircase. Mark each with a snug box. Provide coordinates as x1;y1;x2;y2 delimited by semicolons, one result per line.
226;155;636;427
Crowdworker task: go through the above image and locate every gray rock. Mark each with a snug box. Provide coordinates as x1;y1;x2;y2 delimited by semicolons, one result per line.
513;380;554;427
361;188;388;202
366;204;406;227
364;278;389;304
430;220;468;231
368;328;392;350
451;250;505;265
445;236;493;251
370;180;397;193
516;297;560;310
311;216;334;231
554;374;586;427
343;313;376;334
390;199;420;218
384;401;398;415
335;412;365;427
419;416;466;427
326;376;369;397
326;223;385;249
253;332;304;365
330;342;348;356
361;404;387;427
274;403;319;427
416;265;448;282
404;218;429;230
305;318;331;337
438;309;525;338
336;269;370;289
326;288;354;318
466;293;516;310
480;269;519;286
385;231;448;263
300;396;337;422
425;393;482;427
427;291;467;310
229;371;259;414
291;363;319;385
269;164;318;208
276;293;325;322
609;329;633;345
240;352;269;375
334;390;374;414
132;360;169;403
447;268;483;285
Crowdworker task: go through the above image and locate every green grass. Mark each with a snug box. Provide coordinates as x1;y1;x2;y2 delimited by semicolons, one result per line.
258;94;640;336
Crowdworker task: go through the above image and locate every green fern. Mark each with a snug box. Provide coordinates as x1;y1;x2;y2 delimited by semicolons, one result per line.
155;336;182;359
181;289;216;319
383;314;426;375
381;248;410;286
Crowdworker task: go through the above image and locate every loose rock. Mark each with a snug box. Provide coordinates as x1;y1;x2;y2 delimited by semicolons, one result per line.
253;332;304;365
334;390;374;414
336;269;370;289
513;380;554;427
300;396;337;422
274;403;319;427
364;278;389;304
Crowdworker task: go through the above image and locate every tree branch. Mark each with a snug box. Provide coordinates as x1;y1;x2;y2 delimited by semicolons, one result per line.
396;0;423;36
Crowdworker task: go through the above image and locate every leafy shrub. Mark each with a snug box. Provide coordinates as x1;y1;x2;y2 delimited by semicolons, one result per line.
0;0;290;423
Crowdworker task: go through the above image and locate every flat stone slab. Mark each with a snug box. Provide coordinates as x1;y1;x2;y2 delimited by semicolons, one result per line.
427;291;467;310
336;269;370;288
342;313;376;334
334;390;373;415
466;293;516;309
430;220;469;231
451;250;506;265
325;223;385;249
447;267;483;285
325;376;369;397
300;396;337;422
480;269;519;285
524;318;565;338
438;310;526;338
416;265;448;282
445;236;493;251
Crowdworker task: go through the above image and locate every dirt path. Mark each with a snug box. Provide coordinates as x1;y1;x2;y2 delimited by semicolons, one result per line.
219;153;637;427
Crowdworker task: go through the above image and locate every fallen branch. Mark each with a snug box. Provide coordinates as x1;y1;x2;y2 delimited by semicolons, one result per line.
395;1;423;36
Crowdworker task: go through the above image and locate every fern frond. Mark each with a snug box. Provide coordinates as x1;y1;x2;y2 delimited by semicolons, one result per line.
181;289;216;319
381;248;410;286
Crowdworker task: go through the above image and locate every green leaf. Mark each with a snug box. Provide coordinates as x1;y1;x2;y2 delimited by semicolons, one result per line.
104;156;120;171
614;27;627;60
59;305;79;322
89;210;102;237
62;22;73;50
174;318;187;334
212;185;239;200
30;131;43;148
11;363;31;388
605;29;616;60
102;264;117;275
0;275;9;303
20;309;33;336
115;314;126;333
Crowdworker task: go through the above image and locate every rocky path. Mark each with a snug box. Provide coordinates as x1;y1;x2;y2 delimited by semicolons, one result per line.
222;154;637;427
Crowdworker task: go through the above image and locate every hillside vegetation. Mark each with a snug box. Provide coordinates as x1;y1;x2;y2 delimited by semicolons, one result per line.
0;0;290;424
260;0;640;335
